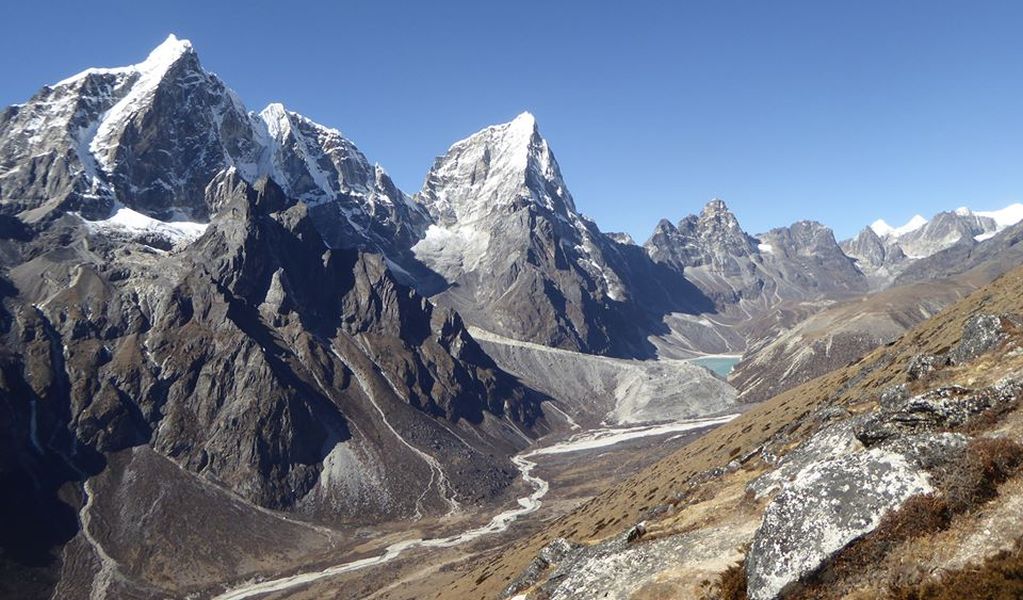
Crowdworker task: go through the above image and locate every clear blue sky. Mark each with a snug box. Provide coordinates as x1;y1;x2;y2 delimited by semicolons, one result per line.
3;1;1022;240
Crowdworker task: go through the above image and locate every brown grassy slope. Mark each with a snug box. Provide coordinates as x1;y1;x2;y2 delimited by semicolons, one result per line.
445;264;1023;600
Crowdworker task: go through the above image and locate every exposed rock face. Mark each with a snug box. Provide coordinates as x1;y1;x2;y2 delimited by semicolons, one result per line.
646;199;759;276
255;103;430;254
949;313;1020;365
844;208;1021;287
0;35;263;221
895;219;1023;285
896;210;997;259
757;220;867;296
746;446;934;600
503;537;579;598
908;353;945;381
645;201;867;314
411;113;669;357
841;226;889;269
505;523;755;600
605;232;635;245
742;349;1023;599
742;373;1022;600
855;382;1022;446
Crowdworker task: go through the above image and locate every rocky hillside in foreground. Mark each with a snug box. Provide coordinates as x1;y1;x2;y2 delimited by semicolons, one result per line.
438;265;1023;600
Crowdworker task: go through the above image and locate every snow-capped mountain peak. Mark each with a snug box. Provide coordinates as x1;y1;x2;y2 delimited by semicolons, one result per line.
509;110;537;131
976;203;1023;229
1;34;427;253
869;214;927;238
52;34;194;89
417;111;571;227
258;102;293;138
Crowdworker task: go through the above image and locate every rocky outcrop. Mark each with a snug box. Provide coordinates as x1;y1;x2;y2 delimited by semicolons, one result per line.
856;382;1022;446
645;201;867;316
745;445;935;600
742;376;1022;599
741;342;1023;599
503;537;579;598
949;313;1021;365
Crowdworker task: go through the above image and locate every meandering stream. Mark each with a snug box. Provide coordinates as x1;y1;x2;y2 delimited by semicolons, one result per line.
213;414;738;600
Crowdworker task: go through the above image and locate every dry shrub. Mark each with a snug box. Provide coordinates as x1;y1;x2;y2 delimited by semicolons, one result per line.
713;560;748;600
703;552;749;600
889;539;1023;600
938;437;1023;513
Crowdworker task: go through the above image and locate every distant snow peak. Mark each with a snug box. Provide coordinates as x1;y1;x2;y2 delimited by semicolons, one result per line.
869;219;893;237
259;102;293;138
80;204;208;245
510;111;537;131
870;214;927;238
976;203;1023;230
54;33;193;88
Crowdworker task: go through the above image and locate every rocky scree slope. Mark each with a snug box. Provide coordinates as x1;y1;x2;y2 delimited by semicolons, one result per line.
441;265;1023;600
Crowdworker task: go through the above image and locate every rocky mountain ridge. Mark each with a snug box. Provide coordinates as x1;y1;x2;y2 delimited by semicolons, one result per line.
5;35;1020;363
842;205;1023;286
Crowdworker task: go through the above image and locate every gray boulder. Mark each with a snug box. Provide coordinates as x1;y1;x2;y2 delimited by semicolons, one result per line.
503;537;579;598
907;353;945;381
856;381;1023;446
949;314;1020;365
745;447;933;600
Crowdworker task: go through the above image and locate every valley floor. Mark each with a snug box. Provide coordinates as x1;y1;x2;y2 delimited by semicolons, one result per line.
208;416;739;600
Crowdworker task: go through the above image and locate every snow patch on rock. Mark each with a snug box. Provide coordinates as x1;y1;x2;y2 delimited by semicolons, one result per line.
80;204;208;244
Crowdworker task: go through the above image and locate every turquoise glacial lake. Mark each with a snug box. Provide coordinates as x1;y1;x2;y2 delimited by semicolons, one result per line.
688;355;742;378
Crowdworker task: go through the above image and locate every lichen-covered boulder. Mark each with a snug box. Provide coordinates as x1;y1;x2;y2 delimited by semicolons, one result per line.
503;537;579;598
748;417;863;499
949;314;1019;365
856;381;1022;446
907;353;945;381
745;448;932;600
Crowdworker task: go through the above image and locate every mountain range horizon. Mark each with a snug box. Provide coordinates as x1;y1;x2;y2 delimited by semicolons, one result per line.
4;24;1023;600
15;33;1019;244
